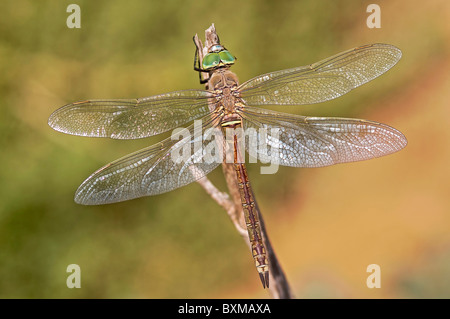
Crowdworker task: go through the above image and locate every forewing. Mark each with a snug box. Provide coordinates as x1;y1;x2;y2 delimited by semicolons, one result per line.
239;44;402;106
241;107;407;167
48;90;212;139
75;114;224;205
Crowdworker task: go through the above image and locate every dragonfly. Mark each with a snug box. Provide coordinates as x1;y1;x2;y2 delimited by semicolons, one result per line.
48;36;407;289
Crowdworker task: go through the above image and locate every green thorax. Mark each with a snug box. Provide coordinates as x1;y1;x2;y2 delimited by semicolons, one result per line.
202;44;235;70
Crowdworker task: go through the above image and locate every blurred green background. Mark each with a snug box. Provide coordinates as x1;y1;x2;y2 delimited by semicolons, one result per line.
1;0;449;298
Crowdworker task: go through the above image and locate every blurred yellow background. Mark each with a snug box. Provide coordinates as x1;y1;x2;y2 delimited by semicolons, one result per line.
1;0;449;298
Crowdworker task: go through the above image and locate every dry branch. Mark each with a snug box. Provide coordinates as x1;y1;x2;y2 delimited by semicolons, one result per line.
194;24;294;299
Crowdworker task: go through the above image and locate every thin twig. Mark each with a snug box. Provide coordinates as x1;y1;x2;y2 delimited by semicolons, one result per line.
195;175;247;237
194;24;294;299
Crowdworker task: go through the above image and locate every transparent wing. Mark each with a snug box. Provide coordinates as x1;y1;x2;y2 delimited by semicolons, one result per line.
75;114;224;205
48;90;212;139
238;44;402;106
240;107;407;167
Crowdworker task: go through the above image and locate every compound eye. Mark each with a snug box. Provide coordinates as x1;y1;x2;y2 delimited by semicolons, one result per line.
219;50;235;65
202;53;221;70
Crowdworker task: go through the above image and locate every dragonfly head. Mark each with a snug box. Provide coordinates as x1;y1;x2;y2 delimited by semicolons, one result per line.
202;44;236;71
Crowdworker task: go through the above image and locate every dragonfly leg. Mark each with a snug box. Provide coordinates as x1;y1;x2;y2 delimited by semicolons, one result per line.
192;36;210;84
